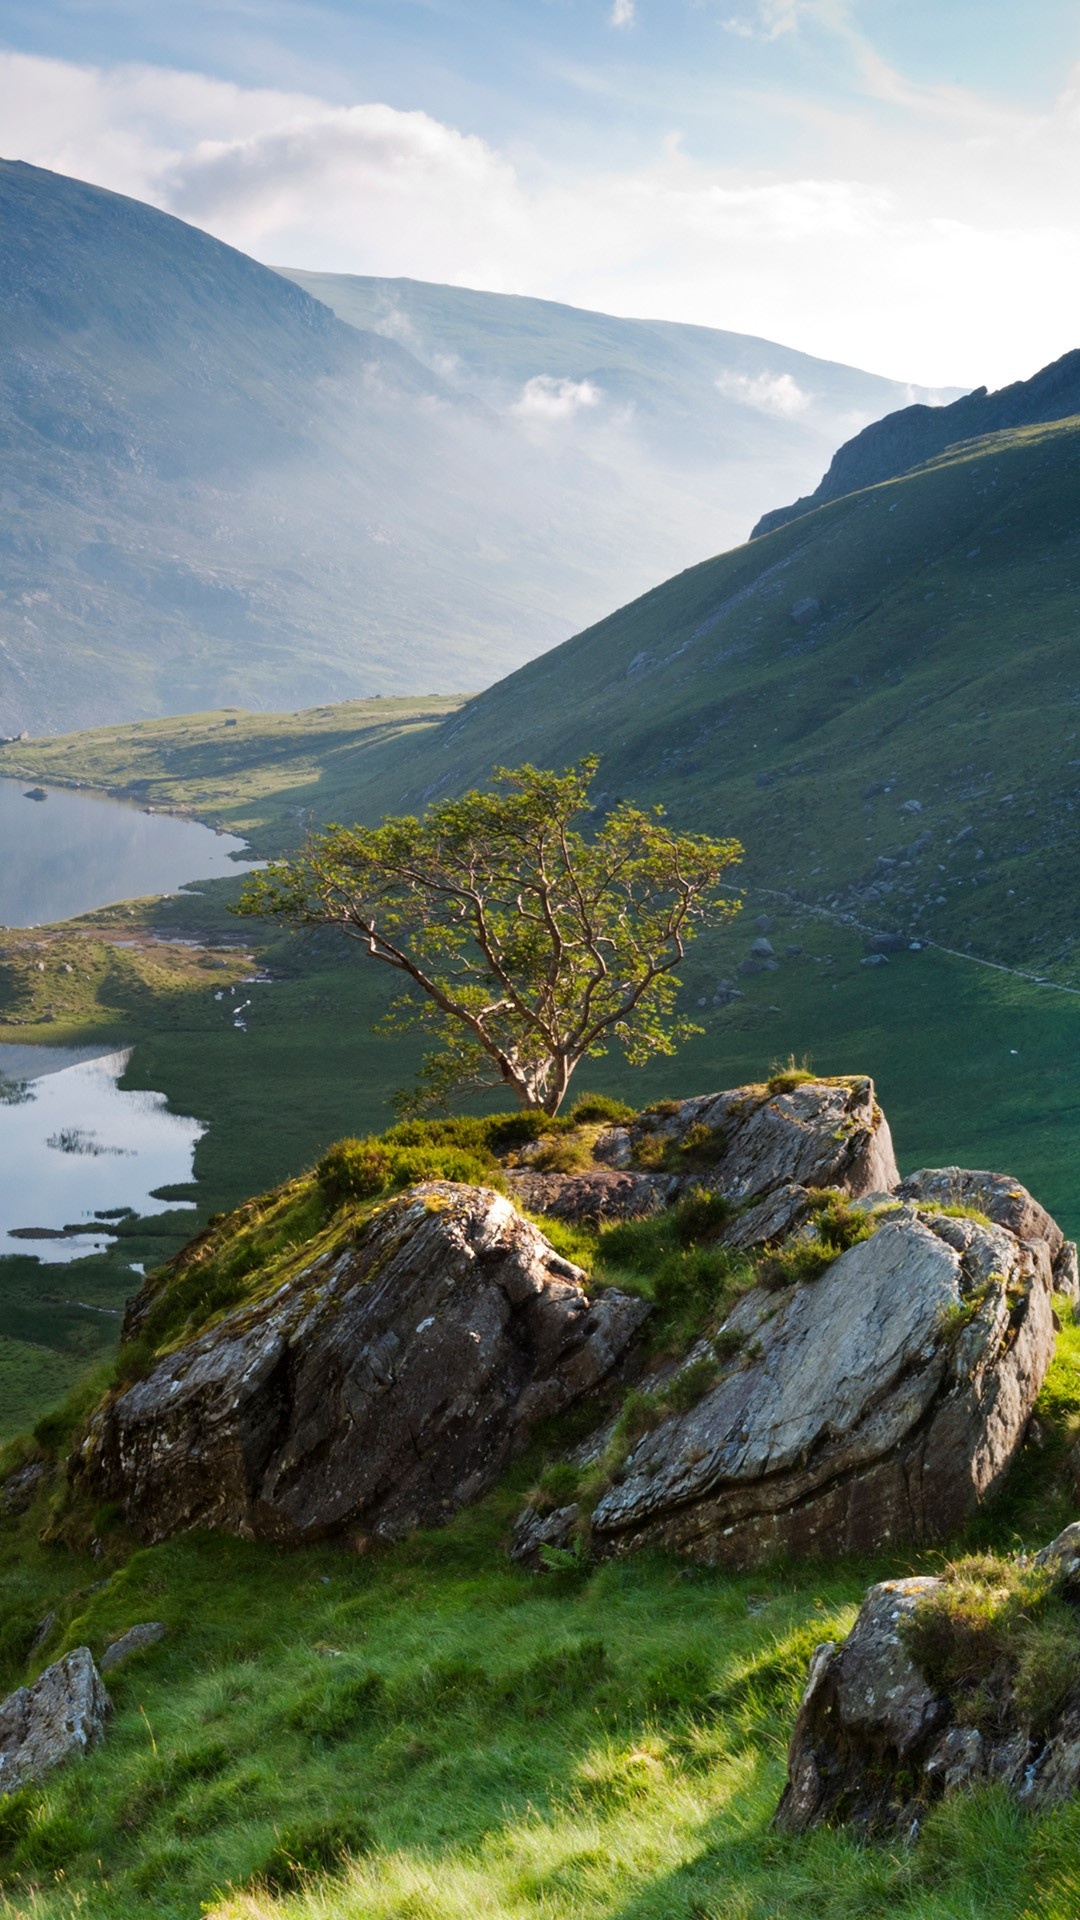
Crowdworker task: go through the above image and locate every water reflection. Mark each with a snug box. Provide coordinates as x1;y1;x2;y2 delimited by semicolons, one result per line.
0;1046;203;1263
0;777;256;926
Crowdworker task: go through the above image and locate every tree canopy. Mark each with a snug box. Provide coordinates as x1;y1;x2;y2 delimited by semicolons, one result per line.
238;759;742;1114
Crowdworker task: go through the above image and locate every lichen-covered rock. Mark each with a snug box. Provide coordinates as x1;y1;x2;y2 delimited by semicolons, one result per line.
0;1649;110;1796
777;1524;1080;1832
897;1167;1063;1264
75;1183;649;1546
514;1201;1055;1569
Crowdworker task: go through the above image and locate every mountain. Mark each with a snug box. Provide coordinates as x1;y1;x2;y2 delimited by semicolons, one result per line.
0;157;956;735
280;268;958;480
752;348;1080;538
296;403;1080;988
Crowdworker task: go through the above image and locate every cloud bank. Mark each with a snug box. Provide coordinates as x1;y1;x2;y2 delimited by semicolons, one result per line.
4;42;1080;387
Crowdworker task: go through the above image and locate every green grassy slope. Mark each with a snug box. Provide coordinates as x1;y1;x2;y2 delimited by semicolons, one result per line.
296;413;1080;986
2;1146;1080;1920
753;344;1080;537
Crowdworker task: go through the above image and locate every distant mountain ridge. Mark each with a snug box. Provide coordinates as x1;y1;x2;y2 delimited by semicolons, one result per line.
752;349;1080;538
0;159;960;735
280;269;959;471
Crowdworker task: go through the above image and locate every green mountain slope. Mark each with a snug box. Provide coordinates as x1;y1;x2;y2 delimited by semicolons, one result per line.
1;163;955;737
753;346;1080;537
302;411;1080;987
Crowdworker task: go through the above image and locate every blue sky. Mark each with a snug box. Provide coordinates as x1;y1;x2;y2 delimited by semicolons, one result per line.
3;1;1080;385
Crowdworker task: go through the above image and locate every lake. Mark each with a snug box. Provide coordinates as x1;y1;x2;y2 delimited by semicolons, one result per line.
0;1044;203;1263
0;776;255;926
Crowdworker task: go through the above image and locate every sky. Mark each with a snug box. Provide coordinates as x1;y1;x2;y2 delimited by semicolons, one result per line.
3;0;1080;388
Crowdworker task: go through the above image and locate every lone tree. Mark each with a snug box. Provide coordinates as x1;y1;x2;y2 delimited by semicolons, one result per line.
238;759;742;1115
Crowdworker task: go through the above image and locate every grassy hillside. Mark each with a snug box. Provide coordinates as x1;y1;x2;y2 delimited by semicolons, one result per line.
2;1113;1080;1920
9;396;1080;1437
273;412;1080;988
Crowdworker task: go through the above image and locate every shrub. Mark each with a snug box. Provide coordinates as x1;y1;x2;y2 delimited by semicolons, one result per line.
530;1134;595;1174
903;1554;1080;1737
567;1093;635;1125
316;1138;393;1208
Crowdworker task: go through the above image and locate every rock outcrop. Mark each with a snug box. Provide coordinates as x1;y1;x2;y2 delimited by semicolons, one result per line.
514;1194;1055;1568
68;1077;1069;1570
508;1076;898;1246
776;1523;1080;1833
0;1649;110;1796
75;1183;649;1546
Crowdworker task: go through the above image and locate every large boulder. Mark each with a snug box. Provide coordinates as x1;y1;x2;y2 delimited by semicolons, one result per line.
777;1524;1080;1833
74;1183;649;1546
0;1649;110;1796
514;1198;1054;1568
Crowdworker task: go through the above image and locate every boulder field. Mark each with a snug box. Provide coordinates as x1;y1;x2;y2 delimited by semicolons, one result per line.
74;1077;1075;1568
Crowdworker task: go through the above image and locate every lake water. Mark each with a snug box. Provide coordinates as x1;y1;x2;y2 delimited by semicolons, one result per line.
0;1045;203;1263
0;777;255;926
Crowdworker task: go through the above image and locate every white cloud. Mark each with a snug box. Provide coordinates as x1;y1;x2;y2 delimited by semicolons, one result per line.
6;46;1080;387
609;0;636;26
510;376;603;421
715;370;811;415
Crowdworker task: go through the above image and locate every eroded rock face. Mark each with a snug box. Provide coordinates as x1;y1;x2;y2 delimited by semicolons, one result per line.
777;1524;1080;1832
0;1649;110;1797
75;1183;649;1546
514;1200;1055;1569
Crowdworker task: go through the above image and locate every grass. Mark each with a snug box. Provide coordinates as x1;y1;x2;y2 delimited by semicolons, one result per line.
2;1323;1080;1919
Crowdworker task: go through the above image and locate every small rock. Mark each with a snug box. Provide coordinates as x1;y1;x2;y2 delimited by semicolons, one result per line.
750;937;774;957
861;953;889;966
790;597;821;623
0;1649;110;1796
100;1622;167;1672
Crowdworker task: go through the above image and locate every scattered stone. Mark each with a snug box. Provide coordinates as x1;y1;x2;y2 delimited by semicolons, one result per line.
901;798;923;814
0;1649;110;1797
790;597;821;623
754;915;773;932
860;953;889;966
865;931;907;954
1;1459;45;1516
100;1623;167;1672
750;937;775;957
